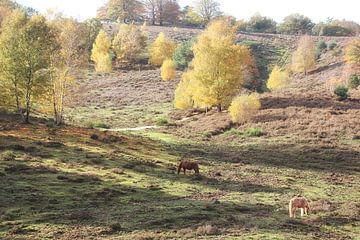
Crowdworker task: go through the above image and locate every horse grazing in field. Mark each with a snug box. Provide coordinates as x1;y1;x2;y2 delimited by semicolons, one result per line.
289;196;311;218
177;160;199;175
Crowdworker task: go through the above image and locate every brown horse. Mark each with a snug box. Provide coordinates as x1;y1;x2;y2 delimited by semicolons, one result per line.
177;160;199;175
289;196;311;218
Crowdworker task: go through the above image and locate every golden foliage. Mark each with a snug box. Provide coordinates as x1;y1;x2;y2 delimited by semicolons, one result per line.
149;32;176;66
91;30;112;73
345;38;360;64
161;59;176;81
183;18;256;111
229;94;261;124
174;72;193;110
291;35;316;74
112;24;147;62
267;66;290;90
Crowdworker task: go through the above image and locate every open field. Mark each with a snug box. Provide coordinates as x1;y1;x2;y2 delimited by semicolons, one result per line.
1;27;360;239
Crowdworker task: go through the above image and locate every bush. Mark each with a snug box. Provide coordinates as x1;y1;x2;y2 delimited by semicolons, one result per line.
89;122;110;129
1;150;15;161
334;86;349;100
155;116;169;126
173;40;194;70
174;72;193;110
229;94;261;124
161;59;176;81
327;41;337;51
245;127;263;137
317;41;327;52
149;32;176;66
267;66;289;90
112;24;147;63
348;74;360;89
224;128;243;136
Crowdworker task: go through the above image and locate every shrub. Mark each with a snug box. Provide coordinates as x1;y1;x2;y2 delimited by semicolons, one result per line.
267;66;289;90
327;41;337;51
317;41;327;52
196;224;220;236
224;128;243;136
348;74;360;89
89;122;110;129
173;40;194;70
112;24;147;63
1;150;15;161
149;32;176;66
155;116;169;126
161;59;176;81
345;39;360;64
334;86;349;100
229;94;261;124
326;78;344;93
245;127;263;137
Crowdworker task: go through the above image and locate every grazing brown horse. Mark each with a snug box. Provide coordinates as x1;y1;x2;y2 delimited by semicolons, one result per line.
289;196;311;218
177;160;199;175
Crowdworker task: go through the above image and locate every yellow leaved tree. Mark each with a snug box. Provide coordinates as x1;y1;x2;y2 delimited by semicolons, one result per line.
149;32;176;66
267;66;290;90
161;59;176;81
179;18;256;112
174;72;194;110
345;38;360;64
91;30;112;73
112;24;147;63
229;94;261;123
291;35;316;75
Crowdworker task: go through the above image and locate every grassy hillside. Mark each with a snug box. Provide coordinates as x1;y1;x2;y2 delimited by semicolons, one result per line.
1;27;360;239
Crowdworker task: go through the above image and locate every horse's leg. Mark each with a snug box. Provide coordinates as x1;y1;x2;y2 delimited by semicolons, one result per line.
183;168;186;174
300;208;304;217
292;208;296;218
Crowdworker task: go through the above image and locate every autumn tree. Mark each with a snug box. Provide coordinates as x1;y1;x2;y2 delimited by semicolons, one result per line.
345;38;360;64
181;18;256;111
105;0;143;23
267;66;290;90
174;72;193;109
182;6;202;27
49;18;88;125
112;24;147;63
162;0;181;25
83;18;103;53
149;32;176;66
291;35;316;75
278;14;314;34
229;94;261;123
0;10;58;122
142;0;181;25
195;0;222;25
91;30;112;73
161;59;176;80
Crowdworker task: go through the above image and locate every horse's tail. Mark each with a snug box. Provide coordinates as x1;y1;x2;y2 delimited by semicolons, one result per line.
177;161;183;174
194;163;200;174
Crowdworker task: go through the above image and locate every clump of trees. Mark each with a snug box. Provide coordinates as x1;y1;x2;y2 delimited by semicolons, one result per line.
277;14;314;34
149;32;176;66
0;10;58;123
291;35;316;75
91;30;112;73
